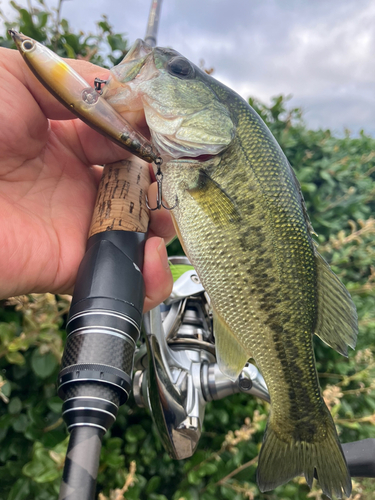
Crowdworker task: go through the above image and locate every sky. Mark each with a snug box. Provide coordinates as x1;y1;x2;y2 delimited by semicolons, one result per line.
1;0;375;136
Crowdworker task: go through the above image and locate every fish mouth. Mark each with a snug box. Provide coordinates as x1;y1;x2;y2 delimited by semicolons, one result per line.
102;41;157;114
171;154;218;163
108;38;155;86
123;39;153;62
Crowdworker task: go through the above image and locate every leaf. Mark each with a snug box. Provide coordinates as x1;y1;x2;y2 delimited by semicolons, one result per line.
125;442;137;455
64;33;80;53
47;397;62;414
19;8;34;29
37;12;48;29
0;322;17;343
103;452;124;468
198;462;218;477
1;380;11;397
146;476;161;494
107;34;127;52
98;20;111;33
60;18;69;32
7;478;30;500
0;413;13;429
8;397;22;415
125;424;146;443
12;414;28;433
31;350;58;378
300;182;317;193
187;470;202;485
6;351;25;365
340;421;360;430
22;442;62;483
62;42;75;59
12;413;29;432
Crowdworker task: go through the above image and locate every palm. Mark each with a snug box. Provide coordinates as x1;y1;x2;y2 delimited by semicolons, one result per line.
0;119;96;296
0;48;174;306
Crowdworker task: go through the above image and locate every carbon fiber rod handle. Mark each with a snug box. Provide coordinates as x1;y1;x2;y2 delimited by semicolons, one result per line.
58;229;146;431
59;427;105;500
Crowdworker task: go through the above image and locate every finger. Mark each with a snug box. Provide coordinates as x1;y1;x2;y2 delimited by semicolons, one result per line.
147;182;177;244
143;237;173;312
51;118;132;166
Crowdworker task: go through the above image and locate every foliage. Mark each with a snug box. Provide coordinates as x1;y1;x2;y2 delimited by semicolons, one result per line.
0;2;375;500
0;0;129;66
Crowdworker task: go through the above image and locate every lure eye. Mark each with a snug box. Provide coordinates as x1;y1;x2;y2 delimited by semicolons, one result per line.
22;40;34;52
167;57;194;79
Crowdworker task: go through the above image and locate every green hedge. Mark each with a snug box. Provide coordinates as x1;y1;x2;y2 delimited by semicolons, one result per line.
0;2;375;499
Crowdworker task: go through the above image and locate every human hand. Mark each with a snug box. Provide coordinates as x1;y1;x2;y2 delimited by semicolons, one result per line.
0;48;175;310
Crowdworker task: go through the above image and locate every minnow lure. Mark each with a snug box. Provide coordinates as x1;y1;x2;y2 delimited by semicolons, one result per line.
9;30;158;164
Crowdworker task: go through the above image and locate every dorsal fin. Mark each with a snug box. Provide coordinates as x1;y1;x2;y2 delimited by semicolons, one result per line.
314;252;358;356
289;163;317;237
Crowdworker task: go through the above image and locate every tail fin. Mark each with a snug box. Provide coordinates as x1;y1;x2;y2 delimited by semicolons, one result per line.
257;412;351;499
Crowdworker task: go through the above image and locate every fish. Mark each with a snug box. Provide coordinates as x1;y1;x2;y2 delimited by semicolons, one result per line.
101;40;358;499
9;31;158;164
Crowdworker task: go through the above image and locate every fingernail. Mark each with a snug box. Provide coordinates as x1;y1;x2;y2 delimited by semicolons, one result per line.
157;239;170;270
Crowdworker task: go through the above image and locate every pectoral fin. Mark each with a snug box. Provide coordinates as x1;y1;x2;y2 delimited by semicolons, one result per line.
213;308;250;381
188;170;241;226
314;252;358;356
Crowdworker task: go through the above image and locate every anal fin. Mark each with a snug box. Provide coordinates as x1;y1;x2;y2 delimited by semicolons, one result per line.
314;252;358;356
213;308;250;381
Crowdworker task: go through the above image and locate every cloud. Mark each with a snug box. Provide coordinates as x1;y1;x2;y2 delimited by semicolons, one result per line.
2;0;374;135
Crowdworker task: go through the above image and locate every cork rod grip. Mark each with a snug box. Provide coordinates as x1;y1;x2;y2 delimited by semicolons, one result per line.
89;156;151;237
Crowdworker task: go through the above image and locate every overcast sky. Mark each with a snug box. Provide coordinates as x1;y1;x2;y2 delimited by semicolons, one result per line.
2;0;375;136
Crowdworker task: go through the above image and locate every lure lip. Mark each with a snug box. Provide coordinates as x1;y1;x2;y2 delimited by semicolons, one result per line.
8;29;26;49
8;30;36;56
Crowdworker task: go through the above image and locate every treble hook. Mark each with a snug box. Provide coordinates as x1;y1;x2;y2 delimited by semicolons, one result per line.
146;158;178;211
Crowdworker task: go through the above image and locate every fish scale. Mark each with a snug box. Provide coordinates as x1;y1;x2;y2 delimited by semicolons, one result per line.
161;141;320;426
103;41;357;499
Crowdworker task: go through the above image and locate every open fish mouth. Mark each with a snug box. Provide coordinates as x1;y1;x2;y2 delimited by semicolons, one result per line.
101;40;158;113
102;40;235;161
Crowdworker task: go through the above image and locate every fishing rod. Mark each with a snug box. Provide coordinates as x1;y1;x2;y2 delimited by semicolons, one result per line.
145;0;163;47
55;2;165;499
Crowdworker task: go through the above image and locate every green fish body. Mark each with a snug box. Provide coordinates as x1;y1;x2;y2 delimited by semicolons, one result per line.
104;41;358;499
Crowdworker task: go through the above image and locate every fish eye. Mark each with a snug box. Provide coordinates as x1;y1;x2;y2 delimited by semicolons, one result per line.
167;57;194;78
22;40;34;51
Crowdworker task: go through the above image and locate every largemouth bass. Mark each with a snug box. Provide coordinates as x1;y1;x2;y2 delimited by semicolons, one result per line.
104;40;358;499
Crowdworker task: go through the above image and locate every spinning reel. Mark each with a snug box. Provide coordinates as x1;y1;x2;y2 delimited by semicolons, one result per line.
133;256;270;459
